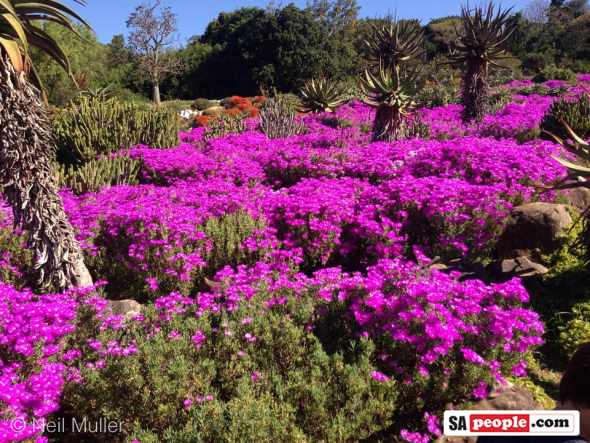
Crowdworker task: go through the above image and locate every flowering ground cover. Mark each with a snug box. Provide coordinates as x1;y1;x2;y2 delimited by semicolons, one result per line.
0;79;587;442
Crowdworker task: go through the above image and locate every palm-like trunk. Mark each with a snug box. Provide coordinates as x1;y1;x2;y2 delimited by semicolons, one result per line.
460;60;491;123
372;104;407;143
0;53;93;290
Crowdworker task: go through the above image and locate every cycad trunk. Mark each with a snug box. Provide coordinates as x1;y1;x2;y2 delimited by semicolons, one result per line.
372;104;407;143
461;60;491;123
0;54;93;290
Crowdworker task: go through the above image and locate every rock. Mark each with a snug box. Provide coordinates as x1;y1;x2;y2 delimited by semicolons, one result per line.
497;203;573;259
486;256;548;280
473;382;544;411
427;257;485;281
107;299;142;317
202;106;224;116
434;383;543;443
564;187;590;213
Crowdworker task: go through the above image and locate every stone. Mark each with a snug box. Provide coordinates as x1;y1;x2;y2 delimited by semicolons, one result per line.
201;106;224;116
496;203;573;259
107;299;142;317
427;257;485;281
486;256;548;280
434;383;543;443
564;187;590;213
473;382;544;411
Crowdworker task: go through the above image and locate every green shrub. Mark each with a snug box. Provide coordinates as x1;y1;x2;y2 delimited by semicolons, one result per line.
54;96;180;168
532;66;576;83
61;284;398;442
540;94;590;142
558;302;590;356
191;98;215;111
59;153;141;196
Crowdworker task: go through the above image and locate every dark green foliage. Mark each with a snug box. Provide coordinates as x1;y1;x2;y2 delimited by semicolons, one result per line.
191;98;215;110
540;94;590;141
59;154;141;196
54;96;180;168
258;98;307;139
533;66;576;82
166;5;351;98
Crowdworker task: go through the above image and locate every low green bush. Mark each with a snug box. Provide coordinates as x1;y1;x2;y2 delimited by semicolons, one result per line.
532;66;576;83
61;284;398;442
558;302;590;356
191;98;215;111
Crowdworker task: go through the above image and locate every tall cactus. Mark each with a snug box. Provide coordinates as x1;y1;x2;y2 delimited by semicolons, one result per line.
59;153;141;196
54;96;180;167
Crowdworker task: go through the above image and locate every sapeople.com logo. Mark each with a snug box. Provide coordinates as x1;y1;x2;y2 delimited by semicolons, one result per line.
443;411;580;436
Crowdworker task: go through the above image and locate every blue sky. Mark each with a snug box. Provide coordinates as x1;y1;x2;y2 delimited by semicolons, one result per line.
79;0;533;44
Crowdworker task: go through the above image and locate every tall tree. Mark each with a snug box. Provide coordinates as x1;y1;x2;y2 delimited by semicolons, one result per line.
0;0;93;290
522;0;551;23
126;0;182;105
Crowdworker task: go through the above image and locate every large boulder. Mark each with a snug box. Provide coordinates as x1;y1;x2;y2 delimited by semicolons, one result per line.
496;203;573;259
564;187;590;213
434;383;544;443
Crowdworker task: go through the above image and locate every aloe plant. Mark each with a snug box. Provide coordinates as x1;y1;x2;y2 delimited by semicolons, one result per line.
300;77;346;114
448;2;517;122
364;18;424;73
0;0;93;289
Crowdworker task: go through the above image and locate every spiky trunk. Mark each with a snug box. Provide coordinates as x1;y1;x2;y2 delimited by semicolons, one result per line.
0;53;93;290
372;104;407;143
460;60;491;123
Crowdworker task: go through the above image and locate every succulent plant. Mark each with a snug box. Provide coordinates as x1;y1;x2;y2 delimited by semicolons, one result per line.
300;77;346;114
448;2;517;122
360;63;425;142
364;18;424;73
59;153;141;196
80;85;115;102
54;95;179;167
258;97;306;139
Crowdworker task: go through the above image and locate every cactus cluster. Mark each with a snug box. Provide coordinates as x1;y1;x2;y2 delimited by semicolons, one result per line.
203;116;251;141
54;96;180;167
541;94;590;142
59;153;141;196
258;98;307;139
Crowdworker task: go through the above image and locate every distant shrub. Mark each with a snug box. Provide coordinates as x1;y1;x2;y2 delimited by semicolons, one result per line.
533;66;576;83
191;98;215;111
